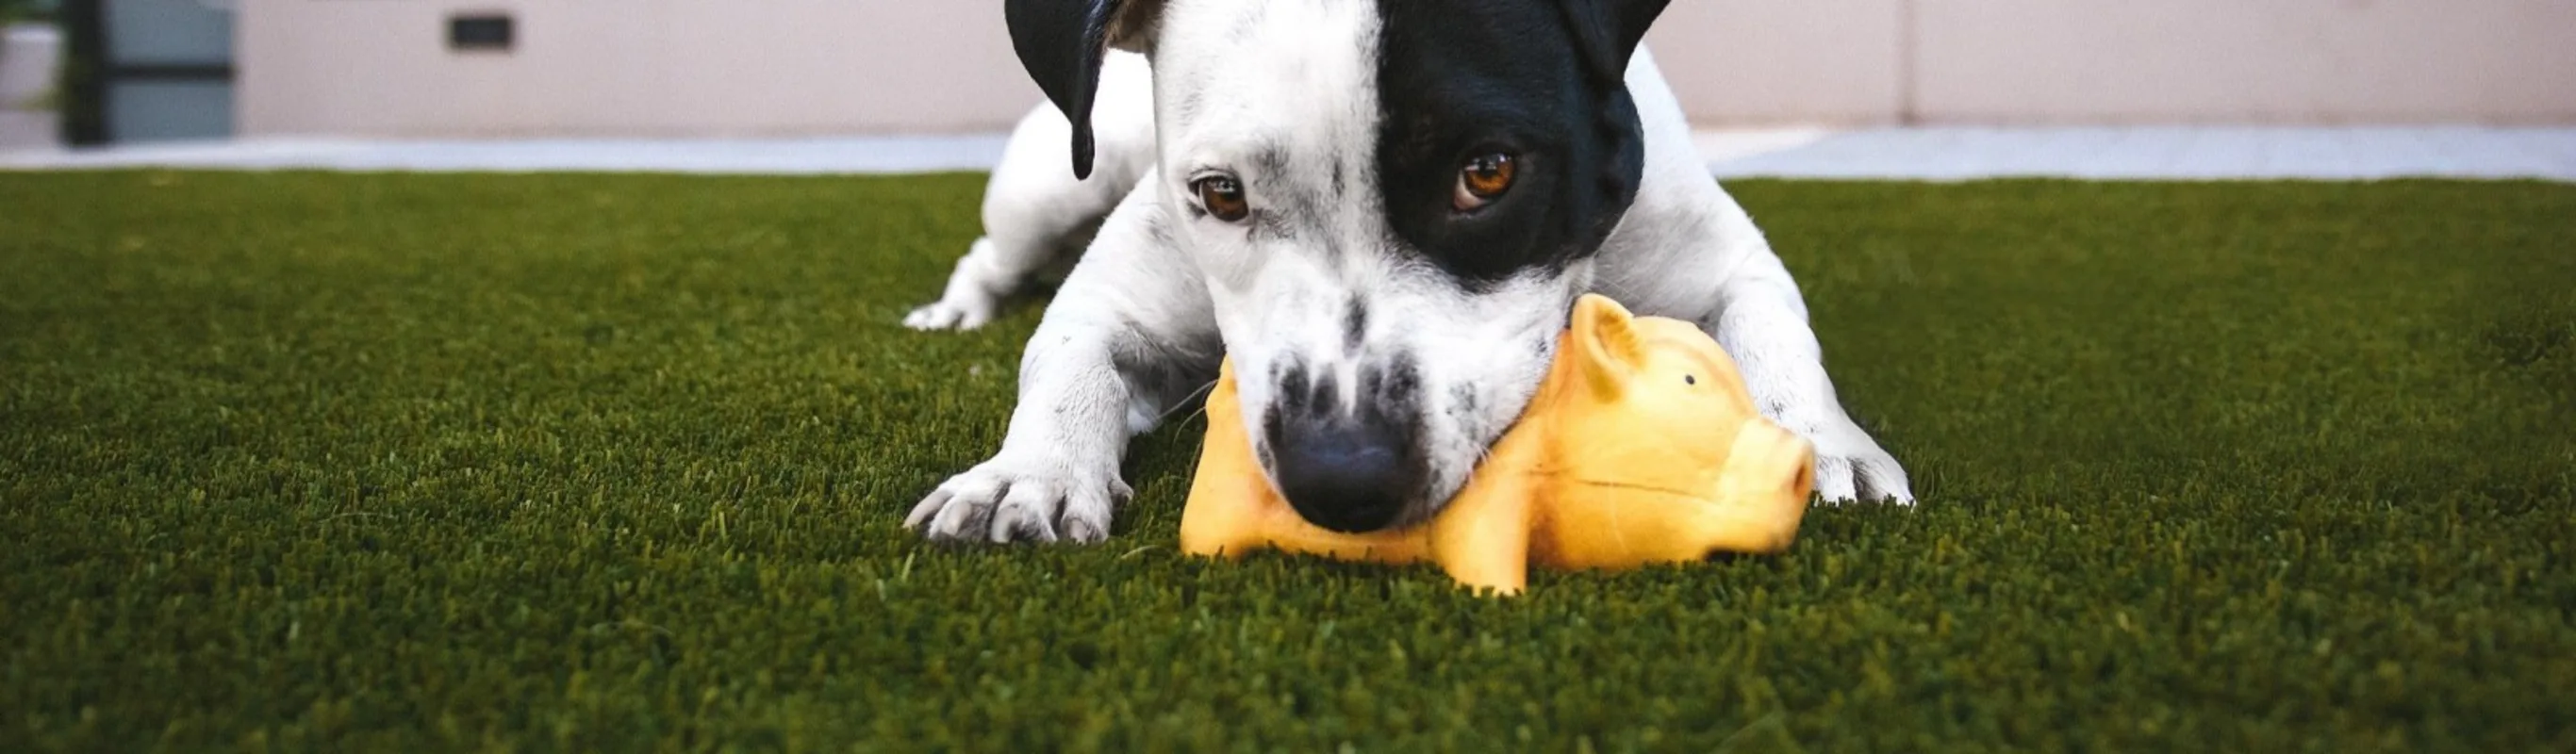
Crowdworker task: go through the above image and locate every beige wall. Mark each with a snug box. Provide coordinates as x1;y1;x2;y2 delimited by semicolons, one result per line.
1910;0;2576;123
1645;1;1907;126
241;0;2576;138
240;0;1041;136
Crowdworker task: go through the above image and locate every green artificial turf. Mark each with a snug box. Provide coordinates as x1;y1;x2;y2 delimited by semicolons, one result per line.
3;172;2572;752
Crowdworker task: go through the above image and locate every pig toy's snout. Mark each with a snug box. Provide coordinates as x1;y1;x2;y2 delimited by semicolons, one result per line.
1774;426;1817;505
1712;420;1817;553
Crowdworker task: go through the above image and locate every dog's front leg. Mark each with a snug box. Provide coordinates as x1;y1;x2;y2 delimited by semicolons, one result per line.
907;183;1218;543
1709;252;1915;505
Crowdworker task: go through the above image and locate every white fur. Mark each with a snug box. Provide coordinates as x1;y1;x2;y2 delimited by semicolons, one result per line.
908;5;1910;544
904;53;1158;331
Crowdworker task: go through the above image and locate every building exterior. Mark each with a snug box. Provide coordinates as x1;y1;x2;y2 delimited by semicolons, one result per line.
1;24;63;149
106;0;2576;140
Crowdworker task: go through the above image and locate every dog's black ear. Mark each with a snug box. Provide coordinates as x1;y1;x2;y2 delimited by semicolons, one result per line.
1005;0;1163;180
1555;0;1673;84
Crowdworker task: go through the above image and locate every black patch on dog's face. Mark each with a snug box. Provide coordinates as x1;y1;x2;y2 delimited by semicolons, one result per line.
1373;0;1647;289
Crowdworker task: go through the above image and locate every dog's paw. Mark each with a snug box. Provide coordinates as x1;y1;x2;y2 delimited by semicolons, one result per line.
901;297;996;331
1798;418;1914;506
903;238;1015;332
905;454;1133;544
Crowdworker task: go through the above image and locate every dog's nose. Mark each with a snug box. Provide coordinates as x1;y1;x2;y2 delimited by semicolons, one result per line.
1267;408;1422;533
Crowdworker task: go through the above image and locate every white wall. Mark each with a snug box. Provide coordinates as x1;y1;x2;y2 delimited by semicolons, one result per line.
239;0;2576;138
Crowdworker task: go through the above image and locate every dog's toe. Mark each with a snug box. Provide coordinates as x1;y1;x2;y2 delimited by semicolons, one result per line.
1812;455;1858;503
1056;478;1129;544
926;492;998;542
1805;429;1915;506
990;481;1065;543
903;303;967;331
902;296;997;332
1853;451;1915;505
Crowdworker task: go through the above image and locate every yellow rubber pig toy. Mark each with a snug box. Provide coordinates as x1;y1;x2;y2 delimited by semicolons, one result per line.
1180;294;1817;595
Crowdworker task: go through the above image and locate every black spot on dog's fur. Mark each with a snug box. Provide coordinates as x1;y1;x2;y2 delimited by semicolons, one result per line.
1250;139;1292;179
1344;298;1369;350
1251;210;1294;243
1373;355;1422;407
1276;358;1312;411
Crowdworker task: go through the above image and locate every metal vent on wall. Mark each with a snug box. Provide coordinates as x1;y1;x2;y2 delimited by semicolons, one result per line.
449;14;513;52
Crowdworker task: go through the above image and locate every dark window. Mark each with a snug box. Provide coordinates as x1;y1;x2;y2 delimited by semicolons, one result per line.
449;14;513;52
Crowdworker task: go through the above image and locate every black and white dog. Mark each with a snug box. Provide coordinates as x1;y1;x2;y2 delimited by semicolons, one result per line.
905;0;1911;544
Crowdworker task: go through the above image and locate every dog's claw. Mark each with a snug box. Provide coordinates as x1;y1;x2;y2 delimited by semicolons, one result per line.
903;488;955;530
911;453;1125;544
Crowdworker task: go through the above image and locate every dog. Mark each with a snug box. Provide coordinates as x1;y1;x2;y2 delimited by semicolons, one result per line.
905;0;1911;544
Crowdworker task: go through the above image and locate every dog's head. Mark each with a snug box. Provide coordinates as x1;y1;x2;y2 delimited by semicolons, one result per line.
1010;0;1671;533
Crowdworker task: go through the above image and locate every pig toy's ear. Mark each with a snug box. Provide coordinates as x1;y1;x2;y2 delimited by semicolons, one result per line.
1572;294;1648;399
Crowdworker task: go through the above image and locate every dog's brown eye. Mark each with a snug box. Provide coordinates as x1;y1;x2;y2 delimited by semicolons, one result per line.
1194;175;1249;221
1454;152;1517;211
